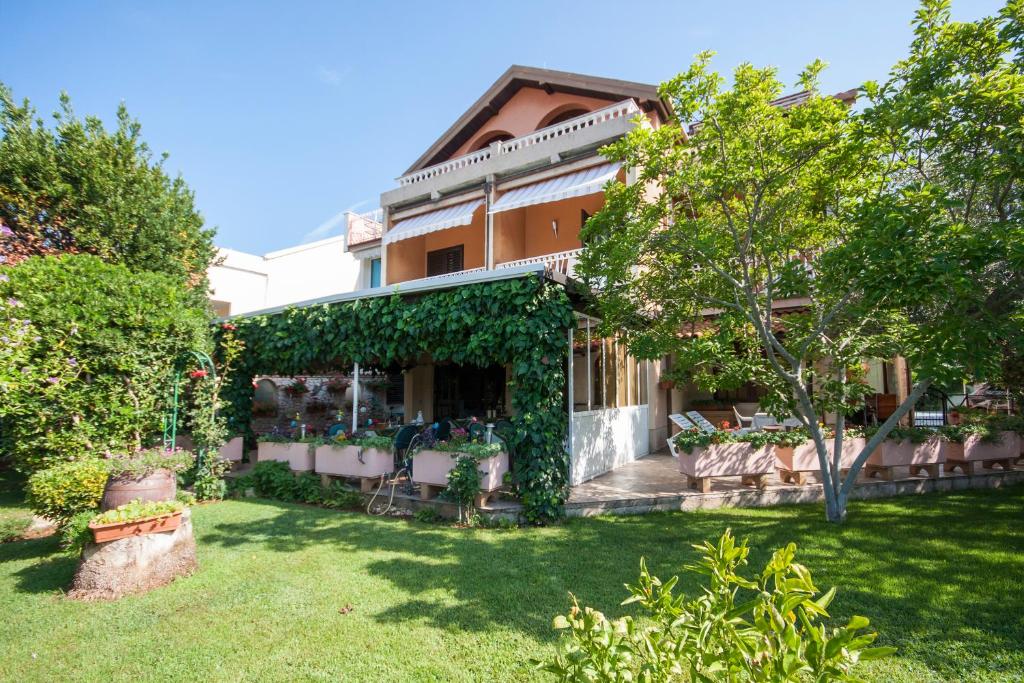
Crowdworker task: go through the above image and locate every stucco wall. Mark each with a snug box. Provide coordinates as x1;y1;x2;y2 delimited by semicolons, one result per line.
451;88;620;158
386;212;485;285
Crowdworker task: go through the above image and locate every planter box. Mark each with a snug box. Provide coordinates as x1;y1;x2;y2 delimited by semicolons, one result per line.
315;444;393;479
218;436;244;462
944;431;1020;474
412;449;509;494
775;437;866;484
865;437;944;479
89;511;182;544
677;442;775;492
257;442;314;472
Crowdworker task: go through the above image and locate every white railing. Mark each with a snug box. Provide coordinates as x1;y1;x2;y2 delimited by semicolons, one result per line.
496;248;583;278
397;99;641;188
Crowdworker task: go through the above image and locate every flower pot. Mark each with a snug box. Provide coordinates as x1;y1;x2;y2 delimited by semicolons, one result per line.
658;379;675;390
101;469;177;511
218;436;244;462
677;442;775;492
89;511;182;544
775;437;866;473
943;431;1019;474
257;442;314;471
315;445;393;478
412;449;509;493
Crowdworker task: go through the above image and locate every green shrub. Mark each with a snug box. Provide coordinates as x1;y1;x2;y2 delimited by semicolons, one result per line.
0;515;31;542
26;459;109;528
193;457;231;501
249;461;297;500
354;435;394;451
442;455;482;523
294;472;324;504
412;508;443;524
106;448;195;478
321;481;363;509
537;530;892;681
864;425;934;444
60;511;95;555
175;490;197;506
0;255;211;473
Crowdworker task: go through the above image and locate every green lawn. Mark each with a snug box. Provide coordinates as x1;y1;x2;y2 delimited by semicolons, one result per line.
0;475;1022;682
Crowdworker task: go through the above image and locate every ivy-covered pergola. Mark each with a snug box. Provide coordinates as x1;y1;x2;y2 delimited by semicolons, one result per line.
218;274;576;522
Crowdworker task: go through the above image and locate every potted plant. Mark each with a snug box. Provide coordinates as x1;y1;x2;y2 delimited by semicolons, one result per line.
657;378;676;390
282;378;309;398
863;426;943;478
256;433;315;471
315;433;394;482
101;448;195;511
673;429;776;492
324;377;350;395
88;499;185;543
412;436;508;499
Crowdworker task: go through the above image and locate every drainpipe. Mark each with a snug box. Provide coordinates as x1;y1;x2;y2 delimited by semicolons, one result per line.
484;175;495;270
352;362;360;434
567;324;574;486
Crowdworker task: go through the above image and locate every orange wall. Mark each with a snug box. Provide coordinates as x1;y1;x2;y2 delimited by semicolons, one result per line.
386;211;485;284
522;193;605;258
452;87;619;158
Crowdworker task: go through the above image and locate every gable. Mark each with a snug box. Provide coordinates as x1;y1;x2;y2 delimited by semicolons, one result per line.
405;65;670;174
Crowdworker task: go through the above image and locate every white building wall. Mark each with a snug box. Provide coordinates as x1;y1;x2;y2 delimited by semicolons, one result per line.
570;405;650;485
209;248;270;316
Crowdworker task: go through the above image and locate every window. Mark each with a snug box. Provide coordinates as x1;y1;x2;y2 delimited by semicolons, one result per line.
426;245;464;276
369;258;381;288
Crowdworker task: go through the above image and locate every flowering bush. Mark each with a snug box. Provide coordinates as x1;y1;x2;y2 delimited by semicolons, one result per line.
0;255;210;472
282;378;309;397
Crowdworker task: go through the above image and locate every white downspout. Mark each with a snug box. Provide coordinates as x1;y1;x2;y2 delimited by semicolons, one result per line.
352;362;360;434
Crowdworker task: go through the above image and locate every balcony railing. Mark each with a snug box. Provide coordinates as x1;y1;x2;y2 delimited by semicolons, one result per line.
396;100;641;188
496;248;583;278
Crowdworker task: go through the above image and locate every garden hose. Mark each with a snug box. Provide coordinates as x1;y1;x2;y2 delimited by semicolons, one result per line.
366;467;407;516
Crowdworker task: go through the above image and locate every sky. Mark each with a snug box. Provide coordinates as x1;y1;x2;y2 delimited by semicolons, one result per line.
2;0;1004;254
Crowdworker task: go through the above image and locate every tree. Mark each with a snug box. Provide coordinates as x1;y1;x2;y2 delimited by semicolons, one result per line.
0;84;216;297
579;1;1022;522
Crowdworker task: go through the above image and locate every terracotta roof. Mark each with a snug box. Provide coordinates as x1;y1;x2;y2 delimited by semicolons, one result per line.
405;65;672;174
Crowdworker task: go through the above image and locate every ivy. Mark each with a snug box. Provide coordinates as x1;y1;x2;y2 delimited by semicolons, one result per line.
220;276;575;523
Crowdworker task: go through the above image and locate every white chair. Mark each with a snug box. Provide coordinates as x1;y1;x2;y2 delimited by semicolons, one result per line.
732;406;754;430
685;411;718;434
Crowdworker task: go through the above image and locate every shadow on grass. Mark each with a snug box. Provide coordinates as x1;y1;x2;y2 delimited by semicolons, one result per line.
198;485;1024;680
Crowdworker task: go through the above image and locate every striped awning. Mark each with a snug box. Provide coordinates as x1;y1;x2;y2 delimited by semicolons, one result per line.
383;199;483;245
489;162;621;214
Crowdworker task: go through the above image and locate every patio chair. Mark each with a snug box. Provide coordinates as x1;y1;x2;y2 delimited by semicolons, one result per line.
685;411;719;434
468;421;487;441
434;418;453;442
732;406;754;430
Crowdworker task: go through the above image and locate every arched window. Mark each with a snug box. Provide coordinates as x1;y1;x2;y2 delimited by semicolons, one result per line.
470;130;514;152
536;106;591;130
252;379;278;416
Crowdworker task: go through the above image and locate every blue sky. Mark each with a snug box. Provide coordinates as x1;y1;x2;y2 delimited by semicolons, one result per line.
3;1;1003;254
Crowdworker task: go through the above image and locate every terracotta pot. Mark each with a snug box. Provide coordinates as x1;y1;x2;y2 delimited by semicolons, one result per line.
315;445;393;478
677;442;775;478
257;442;314;471
412;449;509;492
101;469;177;511
658;379;675;390
89;511;182;543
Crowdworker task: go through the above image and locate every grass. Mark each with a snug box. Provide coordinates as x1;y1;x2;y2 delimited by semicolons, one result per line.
0;474;1022;682
0;469;34;542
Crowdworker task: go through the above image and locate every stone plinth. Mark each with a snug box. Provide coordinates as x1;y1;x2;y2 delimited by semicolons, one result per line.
68;508;196;601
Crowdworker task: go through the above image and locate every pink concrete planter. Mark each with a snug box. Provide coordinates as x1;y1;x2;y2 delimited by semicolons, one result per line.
257;442;314;472
677;443;775;492
314;445;393;478
865;436;943;479
776;437;866;471
944;431;1020;474
218;436;244;462
412;449;509;493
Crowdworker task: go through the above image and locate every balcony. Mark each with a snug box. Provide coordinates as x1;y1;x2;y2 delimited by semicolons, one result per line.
497;248;582;278
382;99;642;207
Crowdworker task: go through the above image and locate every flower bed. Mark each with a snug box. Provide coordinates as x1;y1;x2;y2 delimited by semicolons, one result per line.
940;427;1020;474
775;433;866;485
677;442;775;492
256;439;314;472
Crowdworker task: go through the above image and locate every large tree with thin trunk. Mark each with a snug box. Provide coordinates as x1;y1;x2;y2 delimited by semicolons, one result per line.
578;0;1023;522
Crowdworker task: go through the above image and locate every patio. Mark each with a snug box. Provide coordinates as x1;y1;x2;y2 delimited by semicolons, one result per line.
565;451;1024;517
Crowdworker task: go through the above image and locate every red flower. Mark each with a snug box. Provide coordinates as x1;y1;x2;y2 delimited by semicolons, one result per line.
222;323;237;331
190;369;208;379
